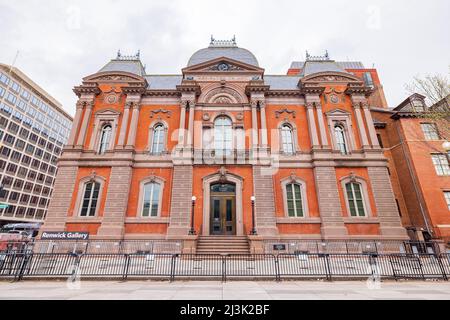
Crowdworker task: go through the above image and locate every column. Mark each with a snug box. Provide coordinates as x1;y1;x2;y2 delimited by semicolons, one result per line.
251;100;259;149
306;103;320;148
259;101;268;147
178;100;187;147
76;101;93;148
353;103;370;148
67;101;83;147
315;102;329;148
125;102;140;148
116;102;131;147
362;103;380;148
186;100;195;147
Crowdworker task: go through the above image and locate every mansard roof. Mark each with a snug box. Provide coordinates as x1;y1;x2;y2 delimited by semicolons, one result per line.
264;75;301;90
187;37;259;67
98;51;146;77
145;75;182;90
290;60;365;70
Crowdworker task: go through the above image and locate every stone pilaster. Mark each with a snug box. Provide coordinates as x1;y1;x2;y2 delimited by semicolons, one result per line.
252;166;278;236
39;166;78;235
178;100;187;147
306;102;320;148
116;101;131;147
75;101;93;148
313;166;348;238
353;103;370;149
96;166;133;238
186;100;195;147
315;102;329;148
251;100;259;149
66;101;83;147
362;103;380;148
167;165;193;236
368;167;408;239
125;102;140;148
259;101;268;147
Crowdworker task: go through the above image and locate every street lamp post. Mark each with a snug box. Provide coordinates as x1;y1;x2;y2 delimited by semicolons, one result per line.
250;196;257;235
189;196;197;235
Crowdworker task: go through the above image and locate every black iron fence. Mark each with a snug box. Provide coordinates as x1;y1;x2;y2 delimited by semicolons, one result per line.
1;252;449;282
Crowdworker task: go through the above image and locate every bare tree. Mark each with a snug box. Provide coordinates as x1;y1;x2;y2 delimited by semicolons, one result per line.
405;71;450;141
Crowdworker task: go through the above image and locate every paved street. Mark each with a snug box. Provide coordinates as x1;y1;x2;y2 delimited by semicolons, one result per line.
0;280;449;300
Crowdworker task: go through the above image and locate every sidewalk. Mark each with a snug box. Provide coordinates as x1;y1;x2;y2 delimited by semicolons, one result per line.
0;280;449;300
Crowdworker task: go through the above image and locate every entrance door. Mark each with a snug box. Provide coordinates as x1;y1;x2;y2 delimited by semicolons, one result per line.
210;183;236;235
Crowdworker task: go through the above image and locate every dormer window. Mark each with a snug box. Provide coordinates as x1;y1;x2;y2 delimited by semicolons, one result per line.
412;100;425;112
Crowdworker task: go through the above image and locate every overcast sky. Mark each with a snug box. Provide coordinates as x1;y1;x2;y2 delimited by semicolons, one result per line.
0;0;449;117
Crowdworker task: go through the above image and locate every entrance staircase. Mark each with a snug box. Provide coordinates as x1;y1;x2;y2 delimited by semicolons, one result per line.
196;236;250;255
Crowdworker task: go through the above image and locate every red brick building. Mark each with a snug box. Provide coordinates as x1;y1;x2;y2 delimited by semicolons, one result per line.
372;94;450;243
41;39;414;252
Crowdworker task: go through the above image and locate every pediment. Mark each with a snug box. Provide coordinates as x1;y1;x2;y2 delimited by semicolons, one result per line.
95;108;121;116
325;108;351;116
301;71;363;84
83;71;146;84
182;57;264;74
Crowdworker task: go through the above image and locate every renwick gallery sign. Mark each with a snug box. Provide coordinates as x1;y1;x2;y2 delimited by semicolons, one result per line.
41;231;89;240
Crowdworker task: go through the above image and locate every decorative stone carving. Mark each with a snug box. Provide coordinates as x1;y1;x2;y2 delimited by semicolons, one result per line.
349;171;357;183
329;94;339;104
236;112;244;121
150;109;172;118
204;87;242;104
213;96;233;104
207;62;244;71
218;166;228;183
202;113;210;121
275;108;296;119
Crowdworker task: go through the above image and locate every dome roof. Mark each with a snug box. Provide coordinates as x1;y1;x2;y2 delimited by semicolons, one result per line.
187;37;259;67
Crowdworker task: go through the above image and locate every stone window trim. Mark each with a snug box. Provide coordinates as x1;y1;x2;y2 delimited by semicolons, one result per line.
147;120;169;155
136;175;165;219
339;174;372;218
326;110;356;154
277;120;301;155
202;112;245;152
89;109;120;153
280;174;309;218
73;174;106;218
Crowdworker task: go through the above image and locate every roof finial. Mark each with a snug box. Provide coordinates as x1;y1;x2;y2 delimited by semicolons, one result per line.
325;50;329;59
210;35;215;45
306;50;310;60
136;49;140;58
117;49;122;59
232;35;236;45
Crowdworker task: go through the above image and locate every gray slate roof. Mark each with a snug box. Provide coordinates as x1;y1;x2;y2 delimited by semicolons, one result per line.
145;75;182;90
290;61;365;70
98;59;146;76
187;47;259;67
264;75;301;90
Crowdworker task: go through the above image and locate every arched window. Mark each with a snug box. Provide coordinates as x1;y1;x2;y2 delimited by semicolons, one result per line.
334;124;348;154
142;182;161;217
99;124;112;154
214;116;232;155
150;124;165;154
80;181;100;217
281;125;294;154
286;183;304;217
345;182;366;217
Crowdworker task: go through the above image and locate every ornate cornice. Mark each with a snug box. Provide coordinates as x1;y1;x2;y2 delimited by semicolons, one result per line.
266;90;302;97
122;85;146;95
345;83;373;97
73;84;101;97
150;109;172;118
275;108;296;118
300;83;325;95
245;80;270;95
144;90;181;97
176;80;201;95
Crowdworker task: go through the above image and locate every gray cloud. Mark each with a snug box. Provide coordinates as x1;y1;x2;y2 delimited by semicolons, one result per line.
1;0;448;116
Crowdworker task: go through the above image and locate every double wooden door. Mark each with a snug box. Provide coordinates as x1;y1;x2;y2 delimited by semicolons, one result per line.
210;194;236;235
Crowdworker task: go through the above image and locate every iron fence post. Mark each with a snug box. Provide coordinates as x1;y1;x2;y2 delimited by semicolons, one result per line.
274;255;281;282
122;254;131;281
222;255;227;283
170;254;177;282
323;253;332;281
436;253;448;281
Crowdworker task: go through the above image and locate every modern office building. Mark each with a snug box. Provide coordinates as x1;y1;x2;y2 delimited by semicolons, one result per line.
0;63;73;224
41;38;415;253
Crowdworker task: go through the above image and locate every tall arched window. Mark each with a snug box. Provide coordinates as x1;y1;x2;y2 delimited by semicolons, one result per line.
345;182;366;217
80;181;100;217
281;125;294;154
214;116;232;156
286;183;304;217
99;124;112;154
151;124;165;154
142;182;161;217
334;124;348;154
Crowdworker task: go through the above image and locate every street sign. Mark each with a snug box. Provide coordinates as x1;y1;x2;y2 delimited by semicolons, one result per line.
0;204;9;209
